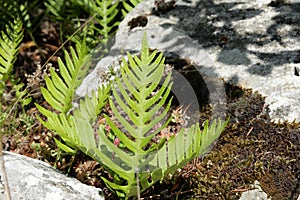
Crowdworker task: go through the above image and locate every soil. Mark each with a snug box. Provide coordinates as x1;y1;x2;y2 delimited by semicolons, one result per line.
2;15;299;200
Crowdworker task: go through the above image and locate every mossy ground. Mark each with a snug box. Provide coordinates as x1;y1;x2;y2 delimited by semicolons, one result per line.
190;84;299;200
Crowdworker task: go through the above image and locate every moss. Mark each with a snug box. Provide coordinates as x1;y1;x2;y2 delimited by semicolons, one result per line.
133;56;299;200
189;84;300;200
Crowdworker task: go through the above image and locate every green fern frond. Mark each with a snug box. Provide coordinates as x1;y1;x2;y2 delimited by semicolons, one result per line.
45;0;66;21
13;82;32;108
107;37;172;149
37;41;90;114
35;40;93;156
71;0;97;11
0;18;23;86
198;118;229;155
91;33;227;199
0;0;41;31
94;0;120;44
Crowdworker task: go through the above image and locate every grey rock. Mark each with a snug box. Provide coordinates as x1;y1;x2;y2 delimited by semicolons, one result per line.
0;151;104;200
78;0;300;122
239;181;271;200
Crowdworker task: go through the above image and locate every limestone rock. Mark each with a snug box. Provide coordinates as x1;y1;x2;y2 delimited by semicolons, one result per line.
239;181;271;200
0;151;104;200
78;0;300;122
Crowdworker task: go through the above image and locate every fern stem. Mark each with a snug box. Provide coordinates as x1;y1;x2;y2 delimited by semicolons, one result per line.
135;168;141;200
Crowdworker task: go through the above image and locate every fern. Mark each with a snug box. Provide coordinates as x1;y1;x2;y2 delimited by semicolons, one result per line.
93;34;227;199
37;33;227;199
93;0;120;45
37;42;90;114
87;0;143;43
45;0;119;52
0;1;23;31
35;40;92;153
0;18;33;110
45;0;143;53
0;18;23;90
45;0;66;21
45;0;84;21
0;0;43;35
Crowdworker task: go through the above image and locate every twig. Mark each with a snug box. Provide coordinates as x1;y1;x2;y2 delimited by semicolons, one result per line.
246;126;253;137
0;134;11;200
231;188;249;193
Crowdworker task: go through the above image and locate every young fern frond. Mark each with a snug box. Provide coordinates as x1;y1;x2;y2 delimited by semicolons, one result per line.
36;42;90;114
0;18;23;89
0;18;30;109
45;0;84;21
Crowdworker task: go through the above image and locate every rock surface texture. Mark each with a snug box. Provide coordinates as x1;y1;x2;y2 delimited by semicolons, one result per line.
77;0;300;123
0;151;104;200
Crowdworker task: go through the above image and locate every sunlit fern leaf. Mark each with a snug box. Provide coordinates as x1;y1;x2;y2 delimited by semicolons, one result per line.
35;40;93;156
36;85;110;155
144;119;228;185
198;118;229;155
37;42;90;114
106;37;172;148
0;18;23;86
98;120;227;199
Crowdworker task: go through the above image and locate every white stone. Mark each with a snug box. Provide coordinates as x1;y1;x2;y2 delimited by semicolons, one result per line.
0;151;104;200
239;181;271;200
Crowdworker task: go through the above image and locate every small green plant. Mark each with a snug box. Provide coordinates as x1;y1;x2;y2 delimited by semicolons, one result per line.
0;18;32;127
0;19;23;94
45;0;143;51
36;33;228;199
